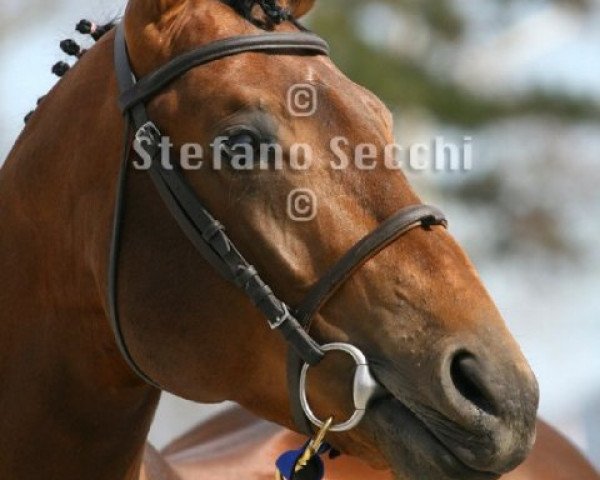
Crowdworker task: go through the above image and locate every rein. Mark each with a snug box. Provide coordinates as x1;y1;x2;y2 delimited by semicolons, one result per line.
110;21;447;474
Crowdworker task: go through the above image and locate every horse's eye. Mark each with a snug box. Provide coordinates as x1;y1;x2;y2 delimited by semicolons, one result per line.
224;127;261;155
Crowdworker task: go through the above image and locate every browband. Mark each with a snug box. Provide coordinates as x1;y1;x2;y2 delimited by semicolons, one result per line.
119;32;330;112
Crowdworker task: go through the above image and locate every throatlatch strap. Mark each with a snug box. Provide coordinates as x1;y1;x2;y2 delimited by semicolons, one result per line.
109;23;328;389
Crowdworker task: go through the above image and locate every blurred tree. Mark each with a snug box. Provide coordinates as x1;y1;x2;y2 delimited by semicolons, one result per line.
2;0;598;262
309;0;600;127
308;0;600;262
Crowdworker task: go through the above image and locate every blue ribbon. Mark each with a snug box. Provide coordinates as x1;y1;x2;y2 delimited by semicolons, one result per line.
276;441;332;480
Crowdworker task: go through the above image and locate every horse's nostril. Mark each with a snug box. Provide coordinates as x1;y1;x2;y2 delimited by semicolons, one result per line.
450;352;498;416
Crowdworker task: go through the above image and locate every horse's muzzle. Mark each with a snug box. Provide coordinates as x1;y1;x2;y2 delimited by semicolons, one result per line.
367;337;539;479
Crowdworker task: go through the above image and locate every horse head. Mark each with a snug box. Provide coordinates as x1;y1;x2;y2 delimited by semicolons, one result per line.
2;1;539;479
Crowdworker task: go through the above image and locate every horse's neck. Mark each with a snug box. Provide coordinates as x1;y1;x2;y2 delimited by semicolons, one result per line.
0;33;160;480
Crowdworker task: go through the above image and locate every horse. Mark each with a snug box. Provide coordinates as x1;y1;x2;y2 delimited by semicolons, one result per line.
0;0;543;479
159;407;600;480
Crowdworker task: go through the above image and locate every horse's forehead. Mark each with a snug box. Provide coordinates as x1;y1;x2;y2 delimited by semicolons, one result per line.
264;55;391;131
172;43;391;139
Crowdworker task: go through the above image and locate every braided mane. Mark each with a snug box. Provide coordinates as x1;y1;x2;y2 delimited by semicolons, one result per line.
224;0;291;23
24;19;116;123
24;0;292;123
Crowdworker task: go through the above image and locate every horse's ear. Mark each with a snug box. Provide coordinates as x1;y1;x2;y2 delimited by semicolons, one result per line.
125;0;187;25
284;0;316;18
125;1;316;23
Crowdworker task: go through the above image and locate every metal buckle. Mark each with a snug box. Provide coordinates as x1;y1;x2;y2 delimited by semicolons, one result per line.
299;343;383;433
269;303;293;330
134;121;161;145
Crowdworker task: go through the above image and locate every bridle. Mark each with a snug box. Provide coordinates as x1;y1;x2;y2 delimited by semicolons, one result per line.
112;21;447;435
110;22;447;436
